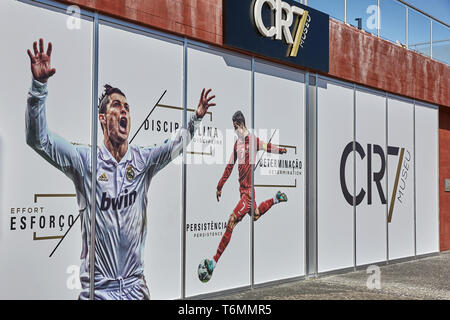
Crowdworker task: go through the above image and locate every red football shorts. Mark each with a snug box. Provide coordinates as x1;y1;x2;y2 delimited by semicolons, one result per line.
233;189;256;222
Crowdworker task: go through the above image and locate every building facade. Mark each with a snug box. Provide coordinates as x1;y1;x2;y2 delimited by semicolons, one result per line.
0;0;448;299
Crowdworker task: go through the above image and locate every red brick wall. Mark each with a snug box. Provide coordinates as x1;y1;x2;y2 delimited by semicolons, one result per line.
328;19;450;108
61;0;224;44
439;108;450;251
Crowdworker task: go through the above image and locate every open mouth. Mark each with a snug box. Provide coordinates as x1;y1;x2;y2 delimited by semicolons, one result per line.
119;117;128;134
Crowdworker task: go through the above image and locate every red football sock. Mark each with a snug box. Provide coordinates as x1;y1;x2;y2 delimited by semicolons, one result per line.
257;198;274;216
214;225;233;263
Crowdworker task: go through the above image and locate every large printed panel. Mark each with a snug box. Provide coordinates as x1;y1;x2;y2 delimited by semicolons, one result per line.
253;61;305;283
355;90;387;266
317;79;354;273
415;103;439;255
0;1;92;299
387;97;415;260
98;23;184;299
186;46;251;297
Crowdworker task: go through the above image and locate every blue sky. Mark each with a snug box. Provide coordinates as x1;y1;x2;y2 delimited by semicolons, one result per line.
303;0;449;25
404;0;450;24
303;0;449;63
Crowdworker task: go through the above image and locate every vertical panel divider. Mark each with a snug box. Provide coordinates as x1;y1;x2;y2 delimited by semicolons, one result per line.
306;72;317;276
386;93;389;264
437;104;440;251
314;73;318;275
181;38;188;299
413;100;417;257
413;101;417;257
353;84;357;270
304;72;309;276
250;57;255;289
89;12;99;301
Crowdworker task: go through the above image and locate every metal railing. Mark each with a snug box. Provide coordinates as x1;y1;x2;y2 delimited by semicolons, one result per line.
296;0;450;65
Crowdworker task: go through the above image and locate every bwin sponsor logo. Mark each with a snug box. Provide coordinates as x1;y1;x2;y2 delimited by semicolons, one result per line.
100;189;137;211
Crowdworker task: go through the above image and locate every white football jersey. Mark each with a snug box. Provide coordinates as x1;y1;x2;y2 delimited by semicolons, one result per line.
26;79;201;295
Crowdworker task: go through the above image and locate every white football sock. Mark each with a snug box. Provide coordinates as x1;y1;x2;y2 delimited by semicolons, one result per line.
273;194;279;204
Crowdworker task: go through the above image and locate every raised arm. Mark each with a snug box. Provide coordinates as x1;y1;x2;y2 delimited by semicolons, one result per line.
144;88;216;176
216;141;237;202
256;136;287;154
26;39;85;180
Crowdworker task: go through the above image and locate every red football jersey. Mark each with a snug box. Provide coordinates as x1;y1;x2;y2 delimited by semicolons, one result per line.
217;133;281;192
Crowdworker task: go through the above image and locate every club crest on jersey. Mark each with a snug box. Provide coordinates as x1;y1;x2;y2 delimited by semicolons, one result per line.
126;165;135;181
98;173;109;182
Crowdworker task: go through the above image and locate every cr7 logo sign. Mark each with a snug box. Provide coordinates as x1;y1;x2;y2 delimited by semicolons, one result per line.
340;141;411;222
253;0;311;57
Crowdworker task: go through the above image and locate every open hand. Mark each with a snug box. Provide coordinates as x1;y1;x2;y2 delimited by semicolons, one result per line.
27;38;56;83
196;88;216;118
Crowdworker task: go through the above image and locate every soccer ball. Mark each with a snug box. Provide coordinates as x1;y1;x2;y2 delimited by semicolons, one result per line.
197;259;212;283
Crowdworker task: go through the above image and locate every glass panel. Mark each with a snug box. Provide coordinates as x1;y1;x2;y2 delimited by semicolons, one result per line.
432;21;450;65
98;23;184;300
355;90;387;266
408;10;431;57
387;98;415;260
185;46;252;298
347;0;379;35
380;0;406;45
0;0;93;299
307;0;345;22
254;62;306;283
316;79;355;273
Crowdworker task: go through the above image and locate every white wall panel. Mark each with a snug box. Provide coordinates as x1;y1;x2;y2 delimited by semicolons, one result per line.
355;90;387;266
0;0;92;299
387;97;415;260
415;103;439;255
98;23;184;299
254;61;305;283
185;46;252;297
317;79;354;273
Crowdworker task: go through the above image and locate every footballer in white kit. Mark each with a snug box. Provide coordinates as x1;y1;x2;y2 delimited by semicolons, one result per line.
25;39;216;300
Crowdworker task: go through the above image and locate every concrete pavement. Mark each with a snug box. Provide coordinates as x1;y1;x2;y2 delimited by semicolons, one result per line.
210;251;450;300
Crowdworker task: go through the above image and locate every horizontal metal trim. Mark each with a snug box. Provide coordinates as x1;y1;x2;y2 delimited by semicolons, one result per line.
414;252;440;259
24;0;95;19
414;100;438;109
185;38;216;51
254;58;307;77
186;40;254;63
317;266;357;277
355;84;387;98
98;15;184;44
185;285;252;300
354;261;389;271
316;74;355;90
253;275;306;289
387;93;415;105
386;255;420;265
388;252;440;264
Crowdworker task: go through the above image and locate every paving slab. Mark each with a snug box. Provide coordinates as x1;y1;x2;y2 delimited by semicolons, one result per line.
209;252;450;300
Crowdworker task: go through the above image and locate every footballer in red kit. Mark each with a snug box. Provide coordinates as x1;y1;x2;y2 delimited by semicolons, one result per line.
202;111;288;280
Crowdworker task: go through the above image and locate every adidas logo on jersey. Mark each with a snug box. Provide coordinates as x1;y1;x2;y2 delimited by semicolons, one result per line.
100;189;137;211
98;173;109;182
